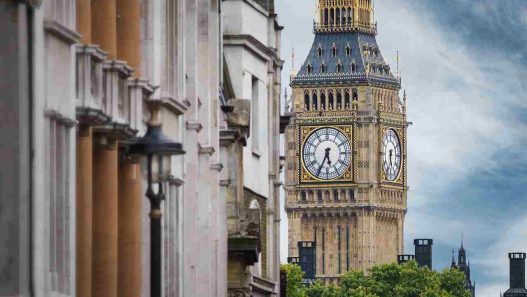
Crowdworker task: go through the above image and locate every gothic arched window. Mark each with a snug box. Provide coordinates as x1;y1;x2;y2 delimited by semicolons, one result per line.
304;93;310;111
317;191;323;203
320;91;326;110
351;62;357;73
336;63;342;73
300;191;307;202
336;91;342;110
344;90;351;109
346;45;351;56
312;91;318;110
324;8;329;25
349;189;355;202
333;190;339;202
307;64;313;74
321;63;326;73
352;88;358;101
332;45;337;57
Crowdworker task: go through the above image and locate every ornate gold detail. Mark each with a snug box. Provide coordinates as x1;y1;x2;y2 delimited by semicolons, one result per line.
378;126;404;186
299;125;353;185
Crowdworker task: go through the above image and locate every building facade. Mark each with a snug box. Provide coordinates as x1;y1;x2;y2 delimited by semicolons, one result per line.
221;0;284;296
0;0;282;296
284;0;408;283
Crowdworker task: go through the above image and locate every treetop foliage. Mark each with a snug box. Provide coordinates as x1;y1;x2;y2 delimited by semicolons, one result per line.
281;261;471;297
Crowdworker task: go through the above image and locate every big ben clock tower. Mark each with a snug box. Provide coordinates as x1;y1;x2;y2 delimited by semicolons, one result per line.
284;0;408;283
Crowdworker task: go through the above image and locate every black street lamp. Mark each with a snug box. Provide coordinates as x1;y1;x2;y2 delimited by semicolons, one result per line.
129;100;184;297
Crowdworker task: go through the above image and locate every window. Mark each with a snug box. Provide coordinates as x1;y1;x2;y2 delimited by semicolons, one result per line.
332;45;337;57
333;190;339;201
352;88;358;101
307;64;313;74
47;117;73;294
320;91;326;110
317;46;322;58
346;45;351;56
335;91;341;110
321;64;326;73
351;62;357;73
317;191;323;203
304;93;310;111
344;90;351;109
324;9;329;25
301;191;307;201
251;76;260;150
312;91;318;110
349;189;355;202
336;63;342;73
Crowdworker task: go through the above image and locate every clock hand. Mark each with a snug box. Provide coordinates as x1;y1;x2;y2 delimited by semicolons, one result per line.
389;149;393;167
316;155;328;177
316;148;331;177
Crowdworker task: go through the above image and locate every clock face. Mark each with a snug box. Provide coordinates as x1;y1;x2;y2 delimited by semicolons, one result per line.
302;127;352;180
382;129;402;181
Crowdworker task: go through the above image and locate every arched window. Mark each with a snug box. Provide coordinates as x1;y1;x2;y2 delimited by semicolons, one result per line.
304;93;310;111
317;191;323;203
307;64;313;74
333;190;339;202
321;64;326;73
336;63;342;73
324;8;329;25
328;92;334;111
348;8;353;23
346;45;351;56
336;8;341;25
312;91;318;110
300;191;307;202
344;90;351;109
317;46;322;58
320;91;326;110
330;8;334;25
336;91;341;110
352;88;358;101
349;189;355;202
351;62;357;73
332;44;337;57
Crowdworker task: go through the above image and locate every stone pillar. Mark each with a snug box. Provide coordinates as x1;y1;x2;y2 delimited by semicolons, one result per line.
116;0;141;77
92;0;117;59
76;126;93;297
118;160;142;297
92;137;119;297
76;0;91;44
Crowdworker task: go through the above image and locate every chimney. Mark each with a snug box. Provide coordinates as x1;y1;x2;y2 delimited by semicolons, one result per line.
414;239;433;269
397;254;415;264
298;241;316;280
287;257;300;265
504;252;527;297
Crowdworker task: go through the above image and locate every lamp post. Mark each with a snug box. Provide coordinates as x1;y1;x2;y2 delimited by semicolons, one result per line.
129;100;184;297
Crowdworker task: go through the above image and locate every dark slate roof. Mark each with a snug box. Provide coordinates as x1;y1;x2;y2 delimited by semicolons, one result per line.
291;32;400;88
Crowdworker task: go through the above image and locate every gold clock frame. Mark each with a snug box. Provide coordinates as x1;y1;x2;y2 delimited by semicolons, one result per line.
298;125;354;185
378;126;405;186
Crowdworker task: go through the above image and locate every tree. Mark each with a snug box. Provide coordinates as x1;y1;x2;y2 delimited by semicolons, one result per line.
281;263;306;297
283;261;471;297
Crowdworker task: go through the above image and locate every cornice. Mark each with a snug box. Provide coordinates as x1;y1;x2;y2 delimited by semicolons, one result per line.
223;34;283;67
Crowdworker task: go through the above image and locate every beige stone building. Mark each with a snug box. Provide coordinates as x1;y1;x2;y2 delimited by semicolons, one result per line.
221;0;284;296
284;0;408;283
0;0;283;297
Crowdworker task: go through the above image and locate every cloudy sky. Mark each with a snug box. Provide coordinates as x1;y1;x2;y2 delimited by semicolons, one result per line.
275;1;527;296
